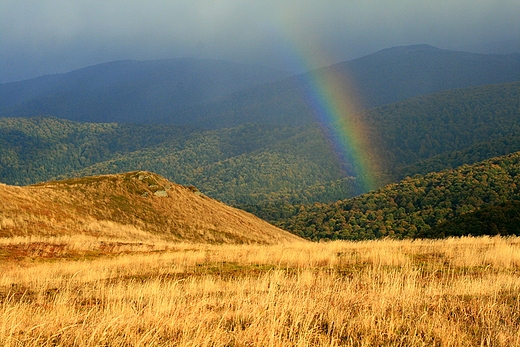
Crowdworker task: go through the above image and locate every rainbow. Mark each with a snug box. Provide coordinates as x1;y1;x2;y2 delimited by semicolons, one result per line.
275;11;381;193
302;68;379;193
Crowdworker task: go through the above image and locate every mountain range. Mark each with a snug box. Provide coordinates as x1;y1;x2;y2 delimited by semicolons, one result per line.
2;44;520;241
0;59;290;123
174;45;520;128
1;45;520;127
2;80;519;205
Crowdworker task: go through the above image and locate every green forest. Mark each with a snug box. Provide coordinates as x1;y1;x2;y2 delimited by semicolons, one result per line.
2;81;520;205
429;200;520;238
278;152;520;240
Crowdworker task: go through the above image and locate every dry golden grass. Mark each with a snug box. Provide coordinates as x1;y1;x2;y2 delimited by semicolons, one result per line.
1;236;520;346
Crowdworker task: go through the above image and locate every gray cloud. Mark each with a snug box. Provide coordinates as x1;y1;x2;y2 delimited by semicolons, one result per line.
1;0;520;83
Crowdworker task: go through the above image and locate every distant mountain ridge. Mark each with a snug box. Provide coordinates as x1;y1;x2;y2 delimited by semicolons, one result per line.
342;44;520;106
176;44;520;128
0;58;290;123
1;45;520;126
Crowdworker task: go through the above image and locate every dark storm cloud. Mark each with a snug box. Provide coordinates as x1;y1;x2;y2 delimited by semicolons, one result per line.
1;0;520;83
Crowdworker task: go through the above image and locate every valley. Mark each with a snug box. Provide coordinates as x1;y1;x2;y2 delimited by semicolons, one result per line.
2;77;520;240
4;0;520;344
2;44;520;346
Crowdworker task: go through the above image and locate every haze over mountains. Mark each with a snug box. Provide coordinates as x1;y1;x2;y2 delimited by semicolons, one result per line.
176;45;520;128
2;44;520;240
2;45;520;127
0;59;290;123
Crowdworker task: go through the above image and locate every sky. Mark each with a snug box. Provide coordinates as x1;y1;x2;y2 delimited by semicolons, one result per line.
1;0;520;83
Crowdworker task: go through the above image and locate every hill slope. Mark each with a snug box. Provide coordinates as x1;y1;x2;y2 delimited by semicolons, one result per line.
0;59;289;123
0;117;350;201
0;171;301;244
362;81;520;176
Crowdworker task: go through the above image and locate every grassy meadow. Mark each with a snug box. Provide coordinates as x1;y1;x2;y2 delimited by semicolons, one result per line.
1;236;520;346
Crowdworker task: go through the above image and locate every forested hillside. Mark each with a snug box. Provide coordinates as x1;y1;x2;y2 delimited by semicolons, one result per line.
278;152;520;240
0;117;198;185
430;201;520;238
364;81;520;177
1;80;520;212
70;123;352;205
0;118;350;199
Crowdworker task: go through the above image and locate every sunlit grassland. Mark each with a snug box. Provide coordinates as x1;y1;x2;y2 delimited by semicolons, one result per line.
1;236;520;346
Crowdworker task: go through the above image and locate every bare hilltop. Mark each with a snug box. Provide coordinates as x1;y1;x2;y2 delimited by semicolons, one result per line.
0;171;301;244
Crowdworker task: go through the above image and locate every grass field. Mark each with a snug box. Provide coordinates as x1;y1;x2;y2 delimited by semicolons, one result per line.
1;235;520;346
